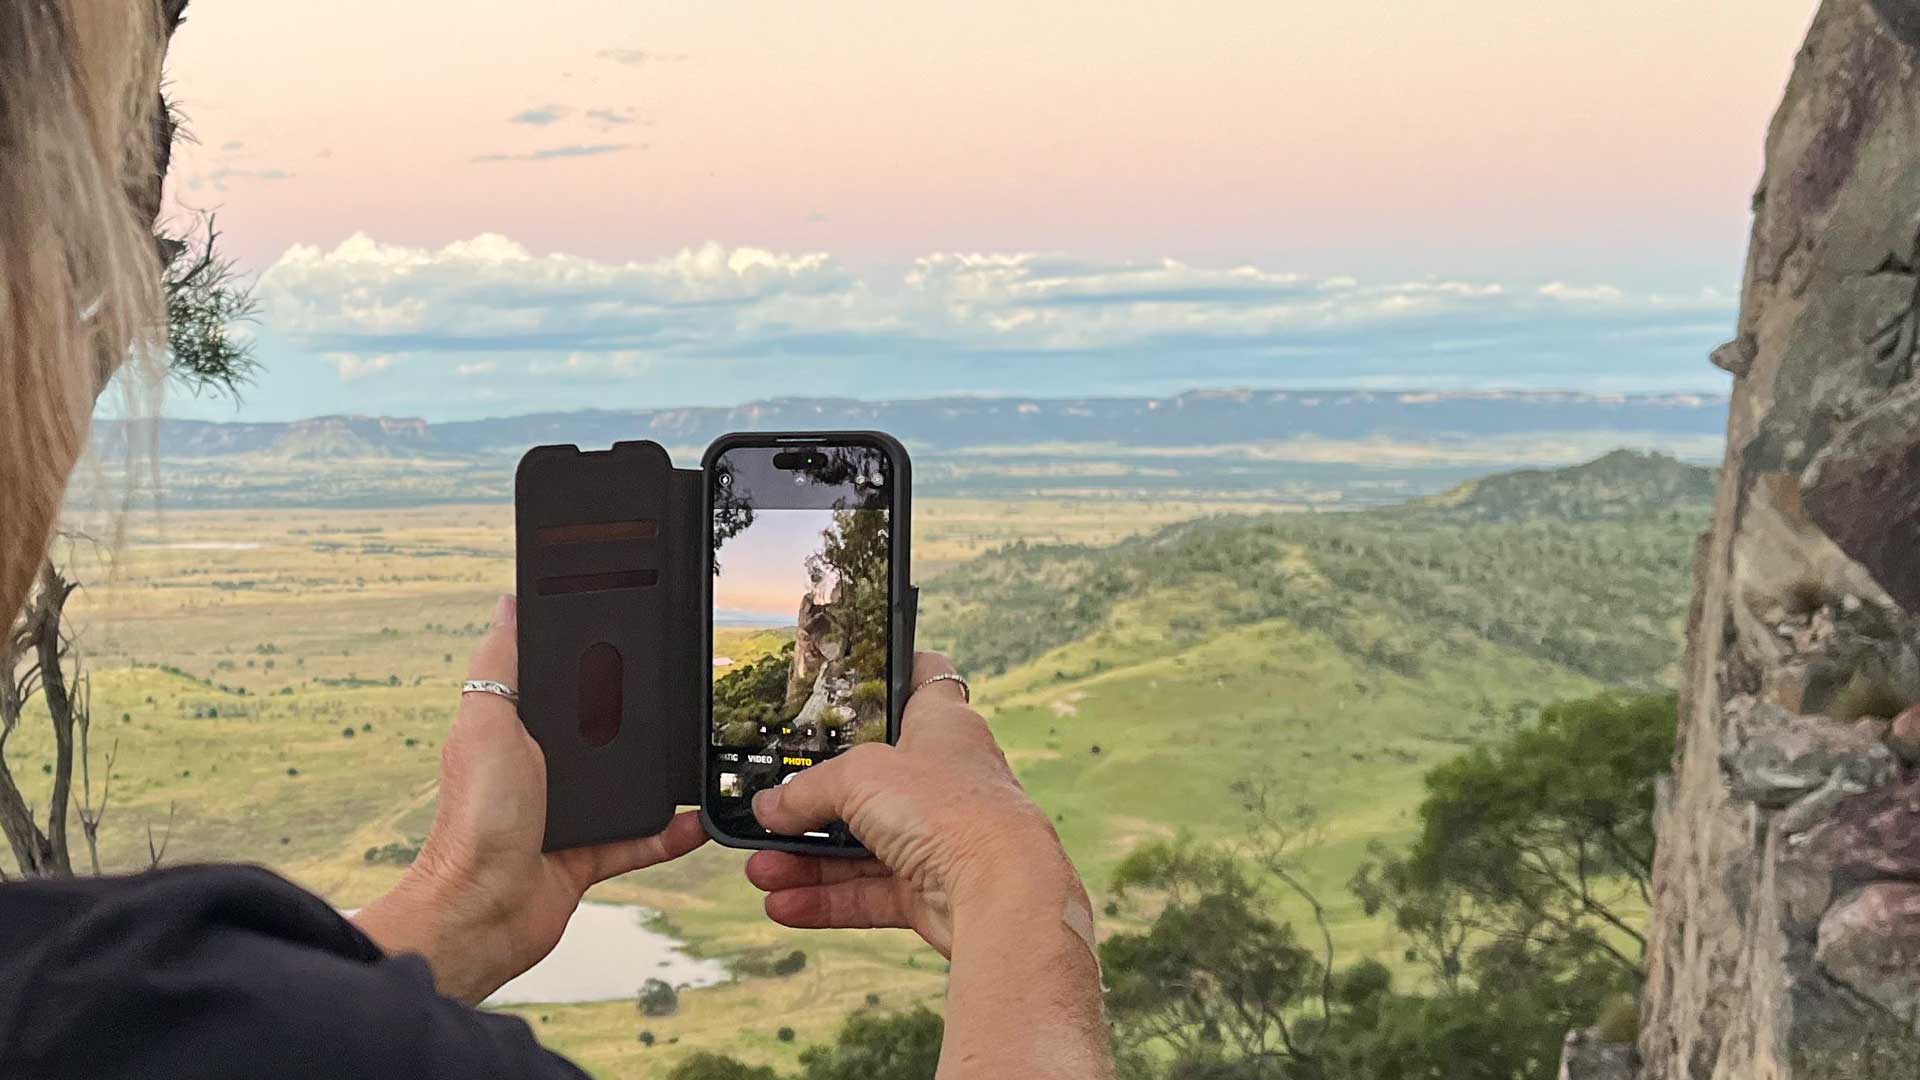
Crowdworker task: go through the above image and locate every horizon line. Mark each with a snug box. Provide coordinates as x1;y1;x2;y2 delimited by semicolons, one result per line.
122;384;1735;428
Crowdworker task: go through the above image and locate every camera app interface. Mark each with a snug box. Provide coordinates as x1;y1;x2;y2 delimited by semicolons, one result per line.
708;444;892;843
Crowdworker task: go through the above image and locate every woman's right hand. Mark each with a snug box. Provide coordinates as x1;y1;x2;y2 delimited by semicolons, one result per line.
743;651;1085;957
750;651;1116;1078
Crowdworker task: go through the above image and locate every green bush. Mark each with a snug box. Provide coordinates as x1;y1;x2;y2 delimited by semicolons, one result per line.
1594;994;1639;1043
666;1053;776;1080
637;978;679;1017
850;679;888;715
796;1006;943;1080
362;838;423;866
735;948;808;978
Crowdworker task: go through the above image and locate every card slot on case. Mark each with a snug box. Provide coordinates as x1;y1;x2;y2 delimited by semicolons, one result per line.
522;540;662;581
534;520;659;545
536;569;659;596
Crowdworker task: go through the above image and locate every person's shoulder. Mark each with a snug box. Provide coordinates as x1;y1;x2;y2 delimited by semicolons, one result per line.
0;865;585;1080
6;862;373;957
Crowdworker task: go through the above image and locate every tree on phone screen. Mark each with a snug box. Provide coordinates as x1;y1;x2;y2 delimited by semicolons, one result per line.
807;508;890;742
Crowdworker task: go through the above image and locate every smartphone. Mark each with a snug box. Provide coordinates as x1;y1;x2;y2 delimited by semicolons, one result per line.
700;432;912;853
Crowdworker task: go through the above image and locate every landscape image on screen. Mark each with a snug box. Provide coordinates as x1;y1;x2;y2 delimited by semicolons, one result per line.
711;506;890;766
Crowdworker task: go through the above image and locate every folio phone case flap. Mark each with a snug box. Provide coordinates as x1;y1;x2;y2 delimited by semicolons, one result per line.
516;441;703;850
514;439;919;852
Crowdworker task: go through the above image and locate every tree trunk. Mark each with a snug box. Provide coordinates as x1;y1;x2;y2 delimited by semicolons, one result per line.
34;564;77;877
0;761;50;876
1637;3;1920;1078
0;569;58;875
0;563;82;878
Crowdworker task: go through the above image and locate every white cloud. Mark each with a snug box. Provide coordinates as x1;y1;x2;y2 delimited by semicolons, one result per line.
455;361;497;377
1538;281;1626;303
325;353;401;381
258;234;1736;382
259;233;853;352
598;48;688;66
527;352;657;378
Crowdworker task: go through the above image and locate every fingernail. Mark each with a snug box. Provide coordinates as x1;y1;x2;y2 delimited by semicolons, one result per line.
493;594;516;629
752;788;779;822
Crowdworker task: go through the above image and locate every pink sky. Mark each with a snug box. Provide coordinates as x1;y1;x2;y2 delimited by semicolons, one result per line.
148;2;1825;420
714;509;841;624
165;1;1815;287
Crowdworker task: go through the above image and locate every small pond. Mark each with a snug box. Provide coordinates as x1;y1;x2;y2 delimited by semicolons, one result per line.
485;902;730;1005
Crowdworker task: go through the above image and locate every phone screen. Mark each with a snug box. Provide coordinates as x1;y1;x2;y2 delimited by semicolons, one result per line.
706;442;894;847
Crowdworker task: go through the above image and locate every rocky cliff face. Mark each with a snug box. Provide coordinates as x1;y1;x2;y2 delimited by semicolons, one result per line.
1635;3;1920;1077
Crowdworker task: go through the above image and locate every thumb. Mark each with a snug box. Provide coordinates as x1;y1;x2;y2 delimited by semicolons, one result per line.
465;594;518;689
571;809;711;884
752;743;894;837
445;595;525;781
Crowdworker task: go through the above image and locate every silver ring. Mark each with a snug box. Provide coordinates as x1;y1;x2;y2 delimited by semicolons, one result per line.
910;671;970;703
462;679;520;704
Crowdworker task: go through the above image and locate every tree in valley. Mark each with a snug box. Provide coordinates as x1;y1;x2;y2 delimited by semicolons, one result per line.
1101;836;1330;1079
1100;692;1676;1080
668;1055;780;1080
638;978;681;1017
662;1006;943;1080
1352;692;1674;990
794;1005;943;1080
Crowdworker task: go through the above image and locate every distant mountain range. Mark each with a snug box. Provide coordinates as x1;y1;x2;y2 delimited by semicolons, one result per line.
108;388;1728;461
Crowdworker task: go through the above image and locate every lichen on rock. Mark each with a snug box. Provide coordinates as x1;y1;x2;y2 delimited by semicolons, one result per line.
1720;697;1895;808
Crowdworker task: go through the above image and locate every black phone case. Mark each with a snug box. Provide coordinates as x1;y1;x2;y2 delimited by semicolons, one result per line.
514;437;915;853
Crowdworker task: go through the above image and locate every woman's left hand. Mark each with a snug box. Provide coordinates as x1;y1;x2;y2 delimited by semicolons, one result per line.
353;594;709;1003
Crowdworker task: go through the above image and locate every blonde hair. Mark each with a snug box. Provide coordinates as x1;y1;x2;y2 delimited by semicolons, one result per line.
0;0;167;622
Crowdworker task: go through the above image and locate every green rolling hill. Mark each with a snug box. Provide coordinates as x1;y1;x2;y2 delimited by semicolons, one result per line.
909;450;1708;956
595;451;1709;1075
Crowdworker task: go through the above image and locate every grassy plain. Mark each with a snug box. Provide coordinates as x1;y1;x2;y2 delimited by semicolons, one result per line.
14;496;1275;1074
132;446;1501;510
13;476;1688;1076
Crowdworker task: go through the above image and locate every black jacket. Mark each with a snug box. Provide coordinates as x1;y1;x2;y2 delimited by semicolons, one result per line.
0;865;586;1079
